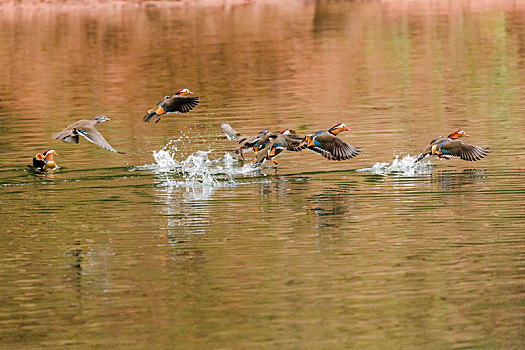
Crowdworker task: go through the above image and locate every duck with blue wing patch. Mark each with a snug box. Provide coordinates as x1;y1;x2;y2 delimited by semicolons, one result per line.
294;123;360;161
415;130;489;162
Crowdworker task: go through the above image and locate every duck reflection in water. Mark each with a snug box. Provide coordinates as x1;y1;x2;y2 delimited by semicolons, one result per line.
434;169;487;189
308;183;357;229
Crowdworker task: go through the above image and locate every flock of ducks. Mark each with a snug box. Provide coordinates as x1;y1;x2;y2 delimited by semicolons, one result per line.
31;88;490;171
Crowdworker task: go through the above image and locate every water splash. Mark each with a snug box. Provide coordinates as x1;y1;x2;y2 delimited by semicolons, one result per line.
357;154;433;176
133;138;260;195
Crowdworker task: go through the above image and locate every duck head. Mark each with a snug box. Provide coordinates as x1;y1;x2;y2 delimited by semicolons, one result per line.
328;123;351;135
94;115;110;123
175;88;193;96
43;149;58;160
280;129;294;135
448;130;469;139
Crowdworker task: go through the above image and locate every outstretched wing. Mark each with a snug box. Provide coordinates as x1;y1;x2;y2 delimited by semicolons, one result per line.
308;133;360;161
221;123;241;141
282;134;304;151
77;127;123;153
163;96;200;114
441;140;489;161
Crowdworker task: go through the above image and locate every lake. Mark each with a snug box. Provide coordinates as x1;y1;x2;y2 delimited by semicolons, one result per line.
0;0;524;348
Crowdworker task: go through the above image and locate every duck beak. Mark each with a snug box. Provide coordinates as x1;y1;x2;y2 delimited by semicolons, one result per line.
344;127;351;132
188;91;193;94
464;133;469;137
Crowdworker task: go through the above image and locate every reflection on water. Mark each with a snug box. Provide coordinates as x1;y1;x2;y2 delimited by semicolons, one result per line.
1;0;524;348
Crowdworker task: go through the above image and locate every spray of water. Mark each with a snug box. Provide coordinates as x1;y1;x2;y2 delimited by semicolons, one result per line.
357;154;433;176
133;137;259;193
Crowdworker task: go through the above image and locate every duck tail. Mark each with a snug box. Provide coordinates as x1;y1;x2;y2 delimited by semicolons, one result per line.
415;153;428;163
221;123;240;141
143;112;160;123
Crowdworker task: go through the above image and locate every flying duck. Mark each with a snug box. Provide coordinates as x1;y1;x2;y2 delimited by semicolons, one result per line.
143;88;199;123
221;123;271;159
416;130;489;162
252;129;303;167
52;115;123;153
295;123;360;161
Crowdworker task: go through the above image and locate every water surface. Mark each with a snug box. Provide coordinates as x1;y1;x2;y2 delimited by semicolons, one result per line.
0;1;524;348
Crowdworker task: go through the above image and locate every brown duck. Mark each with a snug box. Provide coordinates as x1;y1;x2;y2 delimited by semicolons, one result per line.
221;123;271;159
143;88;199;123
52;115;123;153
295;123;360;161
252;129;303;167
415;130;489;162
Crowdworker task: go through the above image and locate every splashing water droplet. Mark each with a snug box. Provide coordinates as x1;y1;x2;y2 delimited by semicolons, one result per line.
357;155;433;176
133;138;260;193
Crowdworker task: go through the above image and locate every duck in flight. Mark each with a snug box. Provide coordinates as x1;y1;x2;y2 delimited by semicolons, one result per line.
295;123;360;161
415;130;489;162
143;88;199;123
52;115;123;153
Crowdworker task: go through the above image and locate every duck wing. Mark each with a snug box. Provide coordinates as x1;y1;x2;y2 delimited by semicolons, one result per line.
163;95;200;114
441;140;489;161
282;134;304;151
221;123;241;141
53;130;79;143
308;133;360;161
76;127;123;153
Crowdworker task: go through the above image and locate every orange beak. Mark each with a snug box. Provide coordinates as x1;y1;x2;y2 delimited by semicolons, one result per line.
344;127;351;131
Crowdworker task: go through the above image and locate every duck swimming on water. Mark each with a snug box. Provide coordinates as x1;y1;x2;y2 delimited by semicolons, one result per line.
416;130;489;162
32;149;58;170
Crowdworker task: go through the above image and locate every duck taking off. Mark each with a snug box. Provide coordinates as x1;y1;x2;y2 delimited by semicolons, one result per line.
294;123;360;161
52;115;123;153
143;88;199;123
221;123;271;160
415;130;489;162
252;129;303;167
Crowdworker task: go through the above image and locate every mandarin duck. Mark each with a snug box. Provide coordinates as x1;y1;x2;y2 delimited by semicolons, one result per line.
415;130;489;162
252;129;303;167
52;115;123;153
221;123;271;160
143;88;199;123
295;123;360;161
32;149;58;170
